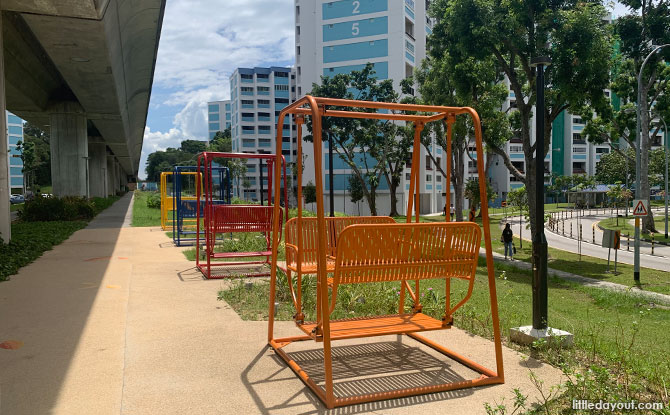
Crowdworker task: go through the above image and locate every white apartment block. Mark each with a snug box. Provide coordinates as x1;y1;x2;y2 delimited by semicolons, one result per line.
229;67;298;202
295;0;447;215
207;100;232;140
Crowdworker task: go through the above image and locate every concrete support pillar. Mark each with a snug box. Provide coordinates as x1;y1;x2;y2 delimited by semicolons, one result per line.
114;160;121;193
49;102;88;197
0;14;10;243
88;140;107;198
106;155;116;196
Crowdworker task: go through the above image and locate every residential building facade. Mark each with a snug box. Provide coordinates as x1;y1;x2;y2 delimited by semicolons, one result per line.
229;66;297;202
7;112;24;193
295;0;442;215
207;100;232;140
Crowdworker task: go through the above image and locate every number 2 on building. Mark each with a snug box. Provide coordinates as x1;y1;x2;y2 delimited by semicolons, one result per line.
352;1;360;14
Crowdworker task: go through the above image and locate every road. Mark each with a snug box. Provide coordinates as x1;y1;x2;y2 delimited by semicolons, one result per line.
506;209;670;273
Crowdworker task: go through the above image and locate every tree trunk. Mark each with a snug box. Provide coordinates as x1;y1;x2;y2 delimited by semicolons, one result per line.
368;187;377;216
453;142;466;221
525;155;538;239
389;183;399;217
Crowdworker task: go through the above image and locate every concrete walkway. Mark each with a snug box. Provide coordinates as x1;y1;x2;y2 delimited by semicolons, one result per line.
1;194;563;415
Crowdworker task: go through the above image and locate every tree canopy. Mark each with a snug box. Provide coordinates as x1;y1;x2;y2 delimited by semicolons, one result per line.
428;0;613;236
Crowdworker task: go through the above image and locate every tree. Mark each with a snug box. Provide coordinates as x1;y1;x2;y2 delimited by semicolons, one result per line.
581;0;670;232
180;139;207;154
412;29;512;221
209;128;232;153
18;123;51;189
595;149;635;186
464;178;495;215
607;182;633;225
306;64;409;216
429;0;613;239
303;181;317;209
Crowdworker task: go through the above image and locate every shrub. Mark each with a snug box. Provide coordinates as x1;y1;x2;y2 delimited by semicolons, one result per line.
146;193;161;209
19;196;95;222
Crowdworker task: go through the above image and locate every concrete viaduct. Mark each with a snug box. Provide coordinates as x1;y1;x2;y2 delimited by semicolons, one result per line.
0;0;166;242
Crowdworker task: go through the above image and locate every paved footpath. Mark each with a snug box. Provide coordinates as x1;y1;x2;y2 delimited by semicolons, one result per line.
1;194;562;415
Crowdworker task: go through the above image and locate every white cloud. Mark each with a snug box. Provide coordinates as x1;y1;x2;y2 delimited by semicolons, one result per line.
140;0;295;179
139;127;188;179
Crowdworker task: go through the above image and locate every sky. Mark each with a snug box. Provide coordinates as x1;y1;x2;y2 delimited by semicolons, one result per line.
139;0;633;180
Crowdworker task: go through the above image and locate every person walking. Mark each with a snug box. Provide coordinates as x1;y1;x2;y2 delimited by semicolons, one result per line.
502;223;514;260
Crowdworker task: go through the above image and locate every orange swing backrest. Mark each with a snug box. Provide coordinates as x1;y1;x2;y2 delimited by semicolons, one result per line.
333;222;481;286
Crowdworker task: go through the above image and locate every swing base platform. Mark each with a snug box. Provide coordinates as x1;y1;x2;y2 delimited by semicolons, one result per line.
197;261;271;279
298;313;449;341
269;330;503;409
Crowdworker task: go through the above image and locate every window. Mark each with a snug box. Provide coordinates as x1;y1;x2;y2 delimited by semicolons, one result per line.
242;126;255;132
509;100;517;109
572;133;584;143
436;175;441;182
258;112;270;118
405;18;414;39
257;73;269;80
241;74;253;80
275;84;289;91
297;46;301;55
296;26;300;35
275;98;289;104
241;86;254;93
283;137;290;143
510;145;523;152
426;175;432;182
596;147;609;154
275;71;289;78
406;173;411;180
258;99;270;105
257;86;270;92
241;99;254;105
425;155;431;170
573;117;583;124
436;157;441;167
259;125;271;132
572;147;586;153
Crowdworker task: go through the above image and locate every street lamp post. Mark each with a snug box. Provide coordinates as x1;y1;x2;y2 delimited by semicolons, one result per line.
635;44;670;282
530;56;551;330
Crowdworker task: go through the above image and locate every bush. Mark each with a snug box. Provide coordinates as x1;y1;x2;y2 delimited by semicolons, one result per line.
19;196;95;222
146;193;161;209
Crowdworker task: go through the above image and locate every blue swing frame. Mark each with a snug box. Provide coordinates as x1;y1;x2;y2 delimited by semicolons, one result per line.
172;165;231;246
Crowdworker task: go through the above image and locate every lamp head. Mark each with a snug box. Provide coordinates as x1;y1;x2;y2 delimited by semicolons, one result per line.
531;56;552;67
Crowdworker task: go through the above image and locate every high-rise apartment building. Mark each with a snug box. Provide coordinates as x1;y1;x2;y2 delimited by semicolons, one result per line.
229;67;297;202
207;100;232;140
7;112;24;193
295;0;445;215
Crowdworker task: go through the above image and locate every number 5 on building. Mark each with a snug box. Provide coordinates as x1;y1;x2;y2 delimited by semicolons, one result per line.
352;22;359;35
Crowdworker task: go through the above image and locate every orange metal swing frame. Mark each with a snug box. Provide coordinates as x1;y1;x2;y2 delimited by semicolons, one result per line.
267;96;504;409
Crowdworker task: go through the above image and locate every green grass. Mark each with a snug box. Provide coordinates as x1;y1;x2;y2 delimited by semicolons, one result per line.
132;191;162;227
600;216;670;243
10;203;23;212
221;261;670;411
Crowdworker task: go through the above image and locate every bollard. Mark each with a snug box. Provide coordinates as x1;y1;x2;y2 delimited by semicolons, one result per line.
580;224;582;241
593;226;595;244
571;222;573;238
627;234;630;251
562;220;565;235
651;234;655;255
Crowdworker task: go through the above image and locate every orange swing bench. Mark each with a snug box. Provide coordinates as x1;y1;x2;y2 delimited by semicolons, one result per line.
267;96;504;409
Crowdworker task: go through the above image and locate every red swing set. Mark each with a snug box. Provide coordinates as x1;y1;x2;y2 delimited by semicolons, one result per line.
195;152;288;279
